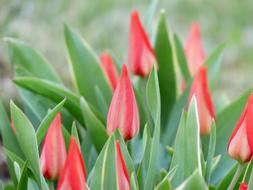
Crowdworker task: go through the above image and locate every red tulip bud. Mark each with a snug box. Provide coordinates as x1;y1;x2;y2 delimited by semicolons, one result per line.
40;113;66;179
57;137;87;190
115;141;130;190
239;182;248;190
107;64;139;140
128;10;157;77
228;93;253;163
100;52;119;91
188;67;215;135
185;22;205;77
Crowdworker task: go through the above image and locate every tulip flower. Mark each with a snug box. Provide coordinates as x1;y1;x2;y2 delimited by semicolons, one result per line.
185;22;205;77
57;137;87;190
188;66;215;135
228;93;253;163
100;52;119;91
107;64;139;140
239;182;248;190
115;141;130;190
40;113;66;179
128;10;157;77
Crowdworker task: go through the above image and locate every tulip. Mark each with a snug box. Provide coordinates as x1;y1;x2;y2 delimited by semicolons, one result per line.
100;52;119;91
239;182;248;190
40;113;66;179
228;93;253;163
57;137;87;190
188;66;215;135
107;64;139;140
185;22;205;77
128;10;157;77
115;140;130;190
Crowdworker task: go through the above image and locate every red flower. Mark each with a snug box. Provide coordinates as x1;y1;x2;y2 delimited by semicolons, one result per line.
107;64;139;140
185;22;205;77
115;141;130;190
239;182;248;190
100;52;119;91
128;10;157;77
57;137;87;190
228;93;253;163
188;67;215;135
40;113;66;179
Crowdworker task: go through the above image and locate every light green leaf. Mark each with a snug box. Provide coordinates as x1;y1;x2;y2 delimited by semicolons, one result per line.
175;170;208;190
64;24;112;109
144;66;161;190
170;97;202;187
10;101;48;190
154;11;176;129
80;97;108;152
17;161;28;190
71;121;81;149
144;0;158;34
36;98;66;145
6;38;60;82
205;121;216;184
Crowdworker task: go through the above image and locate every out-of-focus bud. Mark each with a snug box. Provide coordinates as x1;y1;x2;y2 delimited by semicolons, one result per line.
188;66;215;135
128;10;157;77
100;52;119;91
239;182;248;190
185;22;205;77
40;113;66;179
228;93;253;163
107;64;139;140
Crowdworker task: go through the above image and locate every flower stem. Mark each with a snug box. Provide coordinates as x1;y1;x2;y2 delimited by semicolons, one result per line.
228;163;245;190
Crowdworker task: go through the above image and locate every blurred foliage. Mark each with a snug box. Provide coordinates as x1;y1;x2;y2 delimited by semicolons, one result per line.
0;0;253;101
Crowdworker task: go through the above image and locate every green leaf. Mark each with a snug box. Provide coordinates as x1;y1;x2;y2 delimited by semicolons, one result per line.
4;148;25;169
14;77;84;125
90;131;137;190
71;121;81;149
205;121;216;184
205;43;226;83
175;170;208;190
248;163;253;189
154;11;176;129
155;167;177;190
144;66;161;190
80;97;108;152
36;98;66;145
170;97;202;187
173;34;191;81
64;24;112;109
94;86;109;118
212;90;251;184
143;0;158;34
6;38;61;82
10;101;48;190
17;161;28;190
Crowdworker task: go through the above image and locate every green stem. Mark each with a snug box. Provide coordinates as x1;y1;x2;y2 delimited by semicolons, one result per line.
228;163;245;190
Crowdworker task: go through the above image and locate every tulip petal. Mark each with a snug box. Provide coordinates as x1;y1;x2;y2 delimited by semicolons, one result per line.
40;113;66;179
128;11;157;77
115;141;130;190
57;137;86;190
107;65;139;140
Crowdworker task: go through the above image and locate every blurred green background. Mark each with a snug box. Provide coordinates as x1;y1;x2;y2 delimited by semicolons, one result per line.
0;0;253;181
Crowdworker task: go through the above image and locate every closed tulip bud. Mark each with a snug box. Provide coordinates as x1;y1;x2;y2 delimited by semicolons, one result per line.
40;113;66;179
57;137;87;190
100;52;119;91
228;93;253;163
107;64;139;140
128;10;157;77
185;22;205;76
188;67;215;135
239;182;248;190
115;141;130;190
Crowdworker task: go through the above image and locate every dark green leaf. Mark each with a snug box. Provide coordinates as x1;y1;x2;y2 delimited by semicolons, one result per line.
154;11;176;129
